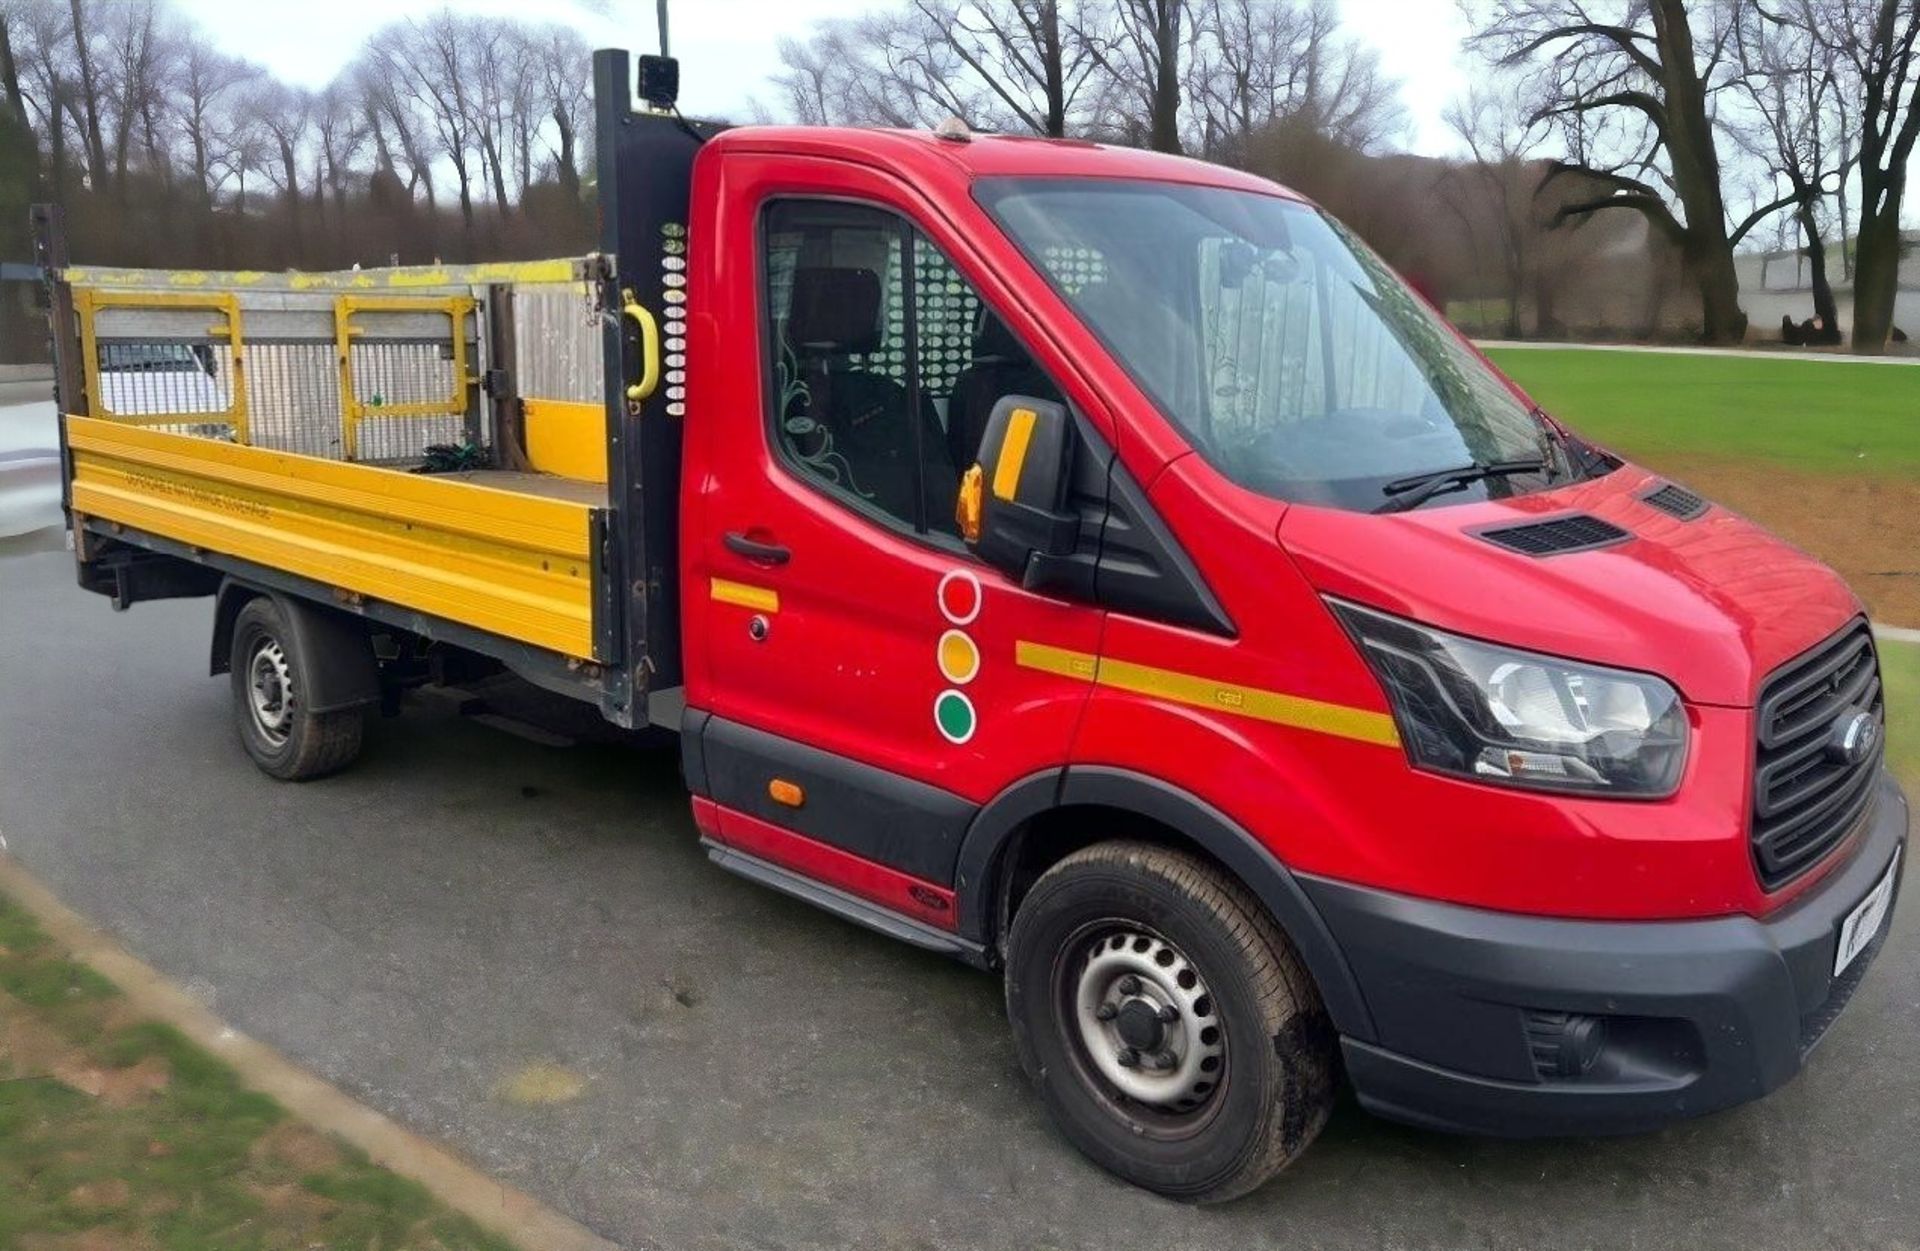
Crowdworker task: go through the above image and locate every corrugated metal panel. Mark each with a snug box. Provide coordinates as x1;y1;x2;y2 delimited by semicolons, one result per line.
515;284;605;404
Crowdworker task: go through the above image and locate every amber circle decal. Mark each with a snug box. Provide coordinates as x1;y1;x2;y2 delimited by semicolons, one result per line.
938;629;980;685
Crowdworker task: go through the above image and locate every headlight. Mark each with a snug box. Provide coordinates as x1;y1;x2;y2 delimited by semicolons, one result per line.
1328;599;1688;797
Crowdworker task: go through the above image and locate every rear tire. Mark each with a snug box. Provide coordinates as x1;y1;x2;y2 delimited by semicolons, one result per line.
1005;840;1335;1202
229;597;364;781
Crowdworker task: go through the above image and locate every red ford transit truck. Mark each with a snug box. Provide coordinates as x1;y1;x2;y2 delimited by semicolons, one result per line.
36;48;1906;1200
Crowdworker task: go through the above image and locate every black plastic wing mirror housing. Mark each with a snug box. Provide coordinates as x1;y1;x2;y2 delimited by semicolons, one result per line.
964;395;1082;590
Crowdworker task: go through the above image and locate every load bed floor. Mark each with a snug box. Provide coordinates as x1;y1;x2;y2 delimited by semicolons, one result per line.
436;469;607;507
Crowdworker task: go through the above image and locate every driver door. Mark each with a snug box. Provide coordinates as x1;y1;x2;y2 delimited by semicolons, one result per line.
683;155;1104;917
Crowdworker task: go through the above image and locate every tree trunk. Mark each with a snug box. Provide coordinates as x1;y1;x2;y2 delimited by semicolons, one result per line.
1798;201;1839;342
481;136;510;216
278;137;302;248
1850;203;1904;352
0;19;31;133
67;0;109;189
452;157;474;232
1649;0;1746;343
1534;273;1563;338
553;112;579;200
1688;239;1747;343
1041;0;1066;137
1148;1;1181;154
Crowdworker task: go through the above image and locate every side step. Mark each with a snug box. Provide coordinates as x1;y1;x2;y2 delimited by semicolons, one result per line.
702;839;988;964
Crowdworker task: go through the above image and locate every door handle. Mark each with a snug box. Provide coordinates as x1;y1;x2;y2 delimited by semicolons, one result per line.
724;531;791;565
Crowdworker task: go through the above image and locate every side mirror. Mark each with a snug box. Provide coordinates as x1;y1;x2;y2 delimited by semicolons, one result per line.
957;395;1078;587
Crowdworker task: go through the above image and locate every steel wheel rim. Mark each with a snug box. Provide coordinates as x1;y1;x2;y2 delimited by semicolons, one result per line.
1055;920;1228;1137
247;636;294;744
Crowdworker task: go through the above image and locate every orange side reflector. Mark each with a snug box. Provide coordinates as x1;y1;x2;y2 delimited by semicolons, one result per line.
768;778;805;807
955;463;984;543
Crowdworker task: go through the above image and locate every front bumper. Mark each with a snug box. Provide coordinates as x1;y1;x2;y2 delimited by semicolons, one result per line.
1301;772;1908;1137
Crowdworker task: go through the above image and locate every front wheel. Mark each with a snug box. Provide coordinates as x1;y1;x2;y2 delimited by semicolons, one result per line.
229;597;364;781
1005;841;1335;1202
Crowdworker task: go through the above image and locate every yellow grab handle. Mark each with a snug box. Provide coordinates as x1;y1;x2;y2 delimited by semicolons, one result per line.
622;289;661;404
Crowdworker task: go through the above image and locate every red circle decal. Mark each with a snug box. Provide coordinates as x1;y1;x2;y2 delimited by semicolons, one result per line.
937;571;981;625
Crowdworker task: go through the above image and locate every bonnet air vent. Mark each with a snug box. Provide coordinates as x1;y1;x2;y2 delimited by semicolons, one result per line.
1475;514;1630;556
1641;482;1709;520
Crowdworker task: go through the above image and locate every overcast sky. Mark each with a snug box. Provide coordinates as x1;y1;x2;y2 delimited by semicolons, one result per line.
181;0;1475;156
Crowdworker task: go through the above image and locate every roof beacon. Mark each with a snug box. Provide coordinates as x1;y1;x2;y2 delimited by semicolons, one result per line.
934;116;973;143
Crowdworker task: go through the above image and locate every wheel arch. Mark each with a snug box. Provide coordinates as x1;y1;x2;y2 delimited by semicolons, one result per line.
954;766;1376;1041
211;579;381;714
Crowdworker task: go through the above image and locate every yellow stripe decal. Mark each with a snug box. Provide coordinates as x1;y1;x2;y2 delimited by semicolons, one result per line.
992;407;1036;501
1015;640;1100;680
1016;642;1399;748
711;577;779;613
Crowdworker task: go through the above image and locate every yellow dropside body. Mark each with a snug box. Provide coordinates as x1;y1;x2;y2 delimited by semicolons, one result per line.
66;417;601;660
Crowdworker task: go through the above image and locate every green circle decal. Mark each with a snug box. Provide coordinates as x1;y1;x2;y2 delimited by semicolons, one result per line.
934;690;976;745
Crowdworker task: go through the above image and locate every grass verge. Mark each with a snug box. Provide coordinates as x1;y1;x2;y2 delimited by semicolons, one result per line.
0;894;519;1251
1880;640;1920;797
1486;347;1920;477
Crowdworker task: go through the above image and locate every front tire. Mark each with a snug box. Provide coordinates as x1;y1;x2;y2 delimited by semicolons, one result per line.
1005;841;1335;1202
229;597;364;781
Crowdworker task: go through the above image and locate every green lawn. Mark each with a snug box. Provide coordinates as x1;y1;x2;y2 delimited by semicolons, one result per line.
0;895;519;1251
1485;347;1920;477
1882;640;1920;796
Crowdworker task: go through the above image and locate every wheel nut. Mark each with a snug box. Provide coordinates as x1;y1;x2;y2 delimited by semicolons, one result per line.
1149;1051;1177;1071
1158;1005;1180;1024
1117;975;1142;996
1095;1003;1118;1022
1117;1047;1140;1068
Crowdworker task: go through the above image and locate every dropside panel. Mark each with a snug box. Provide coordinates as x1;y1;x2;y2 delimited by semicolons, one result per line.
66;417;607;660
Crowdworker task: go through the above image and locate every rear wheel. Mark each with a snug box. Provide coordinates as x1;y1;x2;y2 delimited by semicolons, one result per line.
229;597;364;781
1005;841;1335;1202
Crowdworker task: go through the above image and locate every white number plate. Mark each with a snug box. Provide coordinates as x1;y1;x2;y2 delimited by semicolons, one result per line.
1835;848;1901;977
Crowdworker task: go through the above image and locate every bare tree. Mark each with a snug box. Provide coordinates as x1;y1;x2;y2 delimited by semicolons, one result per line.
1442;84;1544;336
213;96;268;216
66;0;107;187
770;19;926;127
924;0;1097;136
530;23;589;198
353;53;435;207
172;39;253;207
11;0;76;189
1187;0;1404;160
97;0;168;198
253;78;311;245
1465;0;1797;342
1;3;34;135
312;81;363;224
1782;0;1920;352
1729;0;1857;341
1080;0;1186;152
463;17;515;216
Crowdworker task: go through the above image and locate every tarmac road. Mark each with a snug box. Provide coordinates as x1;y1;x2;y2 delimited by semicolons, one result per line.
1;393;1917;1248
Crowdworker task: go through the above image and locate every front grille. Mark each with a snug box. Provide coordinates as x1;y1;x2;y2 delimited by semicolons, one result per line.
1752;622;1883;889
1476;514;1631;556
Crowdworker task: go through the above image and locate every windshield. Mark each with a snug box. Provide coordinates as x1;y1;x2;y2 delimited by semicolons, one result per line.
979;178;1585;512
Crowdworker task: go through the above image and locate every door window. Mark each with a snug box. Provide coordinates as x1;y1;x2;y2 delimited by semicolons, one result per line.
763;200;1055;540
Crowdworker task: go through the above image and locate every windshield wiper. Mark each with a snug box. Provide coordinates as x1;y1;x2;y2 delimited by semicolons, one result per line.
1374;458;1550;514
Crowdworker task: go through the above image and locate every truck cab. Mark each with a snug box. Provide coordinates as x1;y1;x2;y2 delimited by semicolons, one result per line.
42;48;1906;1202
